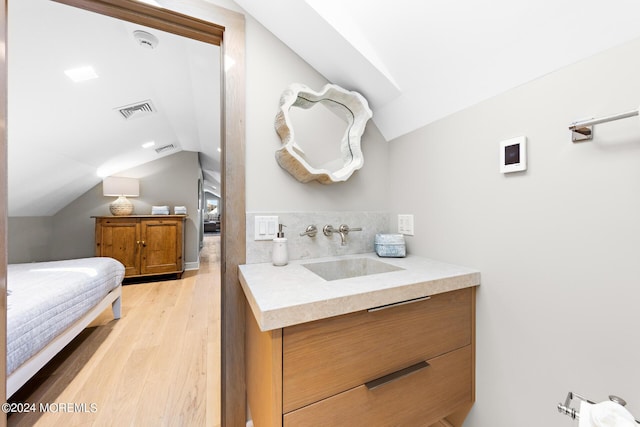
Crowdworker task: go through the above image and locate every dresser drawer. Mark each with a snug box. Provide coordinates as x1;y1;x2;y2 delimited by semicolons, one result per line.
283;288;472;412
284;344;472;426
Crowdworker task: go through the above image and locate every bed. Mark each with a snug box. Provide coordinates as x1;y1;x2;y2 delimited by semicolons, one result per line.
6;257;125;397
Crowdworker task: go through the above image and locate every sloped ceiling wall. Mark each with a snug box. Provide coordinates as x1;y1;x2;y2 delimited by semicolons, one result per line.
10;0;640;216
8;0;220;216
234;0;640;141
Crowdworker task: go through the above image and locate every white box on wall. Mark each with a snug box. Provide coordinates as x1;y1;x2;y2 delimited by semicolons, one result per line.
500;136;527;173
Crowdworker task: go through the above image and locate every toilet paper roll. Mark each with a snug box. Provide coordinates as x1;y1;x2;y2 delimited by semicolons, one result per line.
579;401;594;427
580;400;636;427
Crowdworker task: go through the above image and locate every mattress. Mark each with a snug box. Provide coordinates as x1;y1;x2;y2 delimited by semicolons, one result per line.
7;257;125;375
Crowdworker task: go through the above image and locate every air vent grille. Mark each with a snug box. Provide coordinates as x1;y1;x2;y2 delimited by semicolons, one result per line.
116;100;157;120
155;144;176;154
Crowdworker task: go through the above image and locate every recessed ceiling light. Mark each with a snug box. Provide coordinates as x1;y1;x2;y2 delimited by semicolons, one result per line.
217;147;221;152
64;66;98;82
142;141;156;149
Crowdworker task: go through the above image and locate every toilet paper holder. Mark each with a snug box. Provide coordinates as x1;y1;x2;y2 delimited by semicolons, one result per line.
557;391;640;424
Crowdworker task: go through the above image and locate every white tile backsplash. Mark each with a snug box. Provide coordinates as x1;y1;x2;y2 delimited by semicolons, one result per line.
246;211;391;264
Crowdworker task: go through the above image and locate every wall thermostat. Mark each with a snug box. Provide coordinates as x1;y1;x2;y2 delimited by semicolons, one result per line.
500;136;527;173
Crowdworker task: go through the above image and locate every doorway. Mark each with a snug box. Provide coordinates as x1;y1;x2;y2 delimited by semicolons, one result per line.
0;1;246;426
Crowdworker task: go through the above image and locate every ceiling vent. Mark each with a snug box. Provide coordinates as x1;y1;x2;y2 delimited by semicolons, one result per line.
116;100;157;120
155;143;176;154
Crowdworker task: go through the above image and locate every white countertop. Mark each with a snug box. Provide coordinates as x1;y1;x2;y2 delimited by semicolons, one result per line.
239;253;480;331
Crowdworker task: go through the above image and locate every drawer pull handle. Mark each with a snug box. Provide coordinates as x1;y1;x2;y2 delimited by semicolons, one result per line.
367;296;431;312
365;361;429;390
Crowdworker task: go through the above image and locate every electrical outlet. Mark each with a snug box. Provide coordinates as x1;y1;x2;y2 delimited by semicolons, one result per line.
398;214;414;236
254;216;279;240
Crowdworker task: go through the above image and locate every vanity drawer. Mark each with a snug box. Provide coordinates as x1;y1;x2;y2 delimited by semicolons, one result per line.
283;287;472;412
284;344;472;426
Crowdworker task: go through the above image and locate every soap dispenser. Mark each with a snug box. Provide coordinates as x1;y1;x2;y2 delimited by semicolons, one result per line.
272;224;288;266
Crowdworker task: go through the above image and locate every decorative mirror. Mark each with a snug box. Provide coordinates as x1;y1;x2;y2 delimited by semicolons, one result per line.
274;83;372;184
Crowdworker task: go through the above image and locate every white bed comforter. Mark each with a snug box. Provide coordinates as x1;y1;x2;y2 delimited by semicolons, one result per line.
7;257;125;375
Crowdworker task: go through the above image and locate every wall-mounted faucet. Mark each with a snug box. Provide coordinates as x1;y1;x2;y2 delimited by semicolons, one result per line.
323;224;362;245
322;225;335;238
338;224;362;245
299;225;318;238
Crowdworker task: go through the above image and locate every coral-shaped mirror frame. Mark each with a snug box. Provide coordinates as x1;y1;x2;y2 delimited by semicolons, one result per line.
274;83;372;184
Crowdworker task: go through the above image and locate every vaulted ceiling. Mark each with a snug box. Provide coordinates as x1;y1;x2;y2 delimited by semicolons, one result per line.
235;0;640;141
9;0;640;216
8;0;220;216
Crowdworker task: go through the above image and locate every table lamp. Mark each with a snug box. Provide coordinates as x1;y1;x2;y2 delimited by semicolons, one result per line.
103;176;140;216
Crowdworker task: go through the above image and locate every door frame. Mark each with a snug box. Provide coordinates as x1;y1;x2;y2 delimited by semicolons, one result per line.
1;1;247;426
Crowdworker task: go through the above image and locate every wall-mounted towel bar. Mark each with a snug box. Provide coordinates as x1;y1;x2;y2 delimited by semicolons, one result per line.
558;391;640;424
569;108;639;142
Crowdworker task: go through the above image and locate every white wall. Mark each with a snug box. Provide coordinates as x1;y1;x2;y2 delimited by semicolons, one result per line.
224;1;640;423
388;38;640;426
243;13;390;213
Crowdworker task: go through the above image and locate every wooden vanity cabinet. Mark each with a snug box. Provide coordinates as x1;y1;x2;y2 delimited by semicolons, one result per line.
93;215;186;279
246;287;476;427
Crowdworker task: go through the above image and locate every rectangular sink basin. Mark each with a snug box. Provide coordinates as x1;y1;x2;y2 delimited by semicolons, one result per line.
302;258;404;281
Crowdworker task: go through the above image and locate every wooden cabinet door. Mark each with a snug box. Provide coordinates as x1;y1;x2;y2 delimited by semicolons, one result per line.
140;219;183;275
283;288;472;412
283;346;473;427
95;218;140;277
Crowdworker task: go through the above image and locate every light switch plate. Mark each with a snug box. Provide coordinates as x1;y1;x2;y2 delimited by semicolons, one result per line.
398;214;414;236
254;216;279;241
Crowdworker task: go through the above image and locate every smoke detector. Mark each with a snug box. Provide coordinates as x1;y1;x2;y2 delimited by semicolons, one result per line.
133;30;159;49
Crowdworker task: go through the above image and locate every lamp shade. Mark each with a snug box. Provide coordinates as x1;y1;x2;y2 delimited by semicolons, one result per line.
103;177;140;197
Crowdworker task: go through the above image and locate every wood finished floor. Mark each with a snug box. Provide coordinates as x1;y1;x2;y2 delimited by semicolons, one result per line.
8;234;222;427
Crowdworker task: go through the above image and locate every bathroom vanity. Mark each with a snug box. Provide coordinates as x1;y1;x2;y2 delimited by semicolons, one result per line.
240;254;480;427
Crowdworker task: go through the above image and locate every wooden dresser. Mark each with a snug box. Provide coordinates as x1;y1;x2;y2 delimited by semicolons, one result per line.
93;215;186;279
246;287;476;427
